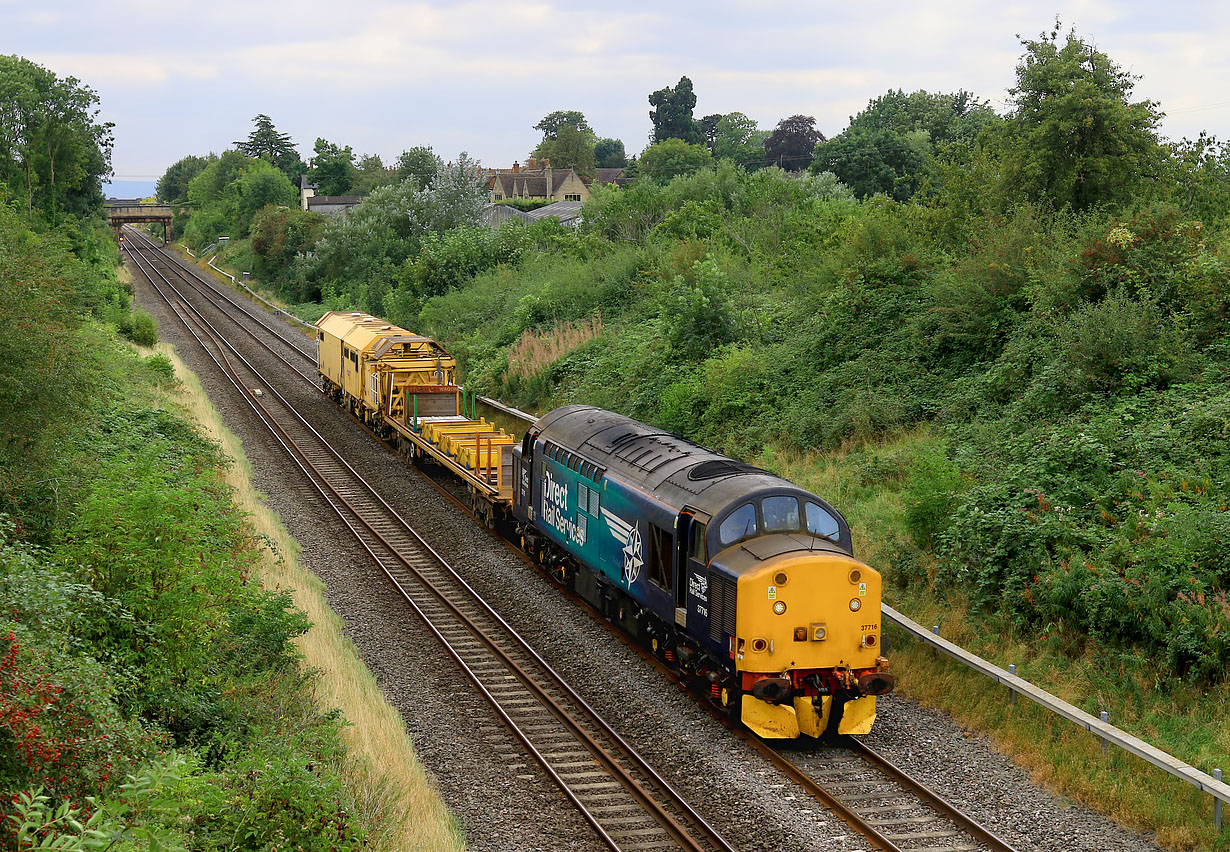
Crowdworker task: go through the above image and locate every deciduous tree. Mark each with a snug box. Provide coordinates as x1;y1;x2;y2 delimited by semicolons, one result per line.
638;138;712;183
813;89;999;200
297;154;487;312
350;153;395;195
594;138;627;169
531;111;597;175
233;159;297;233
538;123;596;175
396;146;442;188
156;154;214;203
0;56;112;220
764;115;824;171
310;138;356;196
534;110;591;140
712;113;767;169
994;23;1163;211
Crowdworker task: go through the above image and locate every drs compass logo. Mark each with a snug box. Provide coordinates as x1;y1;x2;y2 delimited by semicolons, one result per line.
603;508;643;586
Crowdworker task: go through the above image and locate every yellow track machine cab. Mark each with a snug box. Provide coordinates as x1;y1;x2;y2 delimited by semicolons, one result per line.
316;311;457;423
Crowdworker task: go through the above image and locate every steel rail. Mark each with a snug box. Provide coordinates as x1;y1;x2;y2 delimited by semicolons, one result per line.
127;241;735;852
126;231;318;384
848;739;1018;852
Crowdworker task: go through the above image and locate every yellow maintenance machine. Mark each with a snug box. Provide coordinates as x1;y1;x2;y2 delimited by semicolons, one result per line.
316;312;516;513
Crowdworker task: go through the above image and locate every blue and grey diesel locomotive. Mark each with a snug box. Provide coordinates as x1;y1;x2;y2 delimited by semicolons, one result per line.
511;405;894;740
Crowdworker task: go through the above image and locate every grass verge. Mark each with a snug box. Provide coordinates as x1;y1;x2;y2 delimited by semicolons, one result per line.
151;340;465;852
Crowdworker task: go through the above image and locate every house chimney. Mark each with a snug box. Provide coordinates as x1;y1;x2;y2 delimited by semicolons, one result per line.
512;161;520;173
543;159;553;198
527;157;537;170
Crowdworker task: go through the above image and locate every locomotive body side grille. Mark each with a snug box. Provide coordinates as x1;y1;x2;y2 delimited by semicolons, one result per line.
708;573;737;644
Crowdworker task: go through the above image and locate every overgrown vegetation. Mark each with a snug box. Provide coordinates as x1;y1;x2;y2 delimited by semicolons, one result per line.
389;30;1230;694
0;155;394;845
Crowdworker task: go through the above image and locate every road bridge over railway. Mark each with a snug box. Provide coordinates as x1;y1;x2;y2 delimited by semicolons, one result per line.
104;200;174;243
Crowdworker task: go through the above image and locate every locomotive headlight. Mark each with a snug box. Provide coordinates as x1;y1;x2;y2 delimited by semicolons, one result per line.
772;601;787;615
849;598;862;612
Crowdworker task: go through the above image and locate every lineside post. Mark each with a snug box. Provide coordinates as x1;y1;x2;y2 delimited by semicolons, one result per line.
1216;768;1223;830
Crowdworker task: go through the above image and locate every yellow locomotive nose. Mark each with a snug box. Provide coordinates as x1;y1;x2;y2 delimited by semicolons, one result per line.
727;545;890;739
736;552;883;674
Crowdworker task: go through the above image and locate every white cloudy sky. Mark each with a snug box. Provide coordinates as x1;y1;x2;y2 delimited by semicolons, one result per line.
4;0;1229;187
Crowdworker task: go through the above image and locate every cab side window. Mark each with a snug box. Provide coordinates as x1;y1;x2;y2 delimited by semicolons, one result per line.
805;502;840;540
648;524;673;592
718;503;758;546
688;521;707;563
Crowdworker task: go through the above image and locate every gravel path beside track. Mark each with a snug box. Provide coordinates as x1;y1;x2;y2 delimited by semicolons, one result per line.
130;255;1166;852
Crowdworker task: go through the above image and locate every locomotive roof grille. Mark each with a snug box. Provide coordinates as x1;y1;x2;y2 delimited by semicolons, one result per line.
687;459;766;481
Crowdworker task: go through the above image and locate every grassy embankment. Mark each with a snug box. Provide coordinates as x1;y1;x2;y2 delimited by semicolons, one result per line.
122;261;463;851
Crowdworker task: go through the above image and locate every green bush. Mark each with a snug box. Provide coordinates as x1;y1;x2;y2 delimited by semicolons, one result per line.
903;441;966;550
118;308;159;346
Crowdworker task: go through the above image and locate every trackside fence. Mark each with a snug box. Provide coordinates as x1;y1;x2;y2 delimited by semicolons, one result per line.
882;604;1230;829
169;241;315;334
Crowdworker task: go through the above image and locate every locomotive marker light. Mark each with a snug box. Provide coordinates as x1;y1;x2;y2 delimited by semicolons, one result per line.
849;598;862;612
773;601;787;615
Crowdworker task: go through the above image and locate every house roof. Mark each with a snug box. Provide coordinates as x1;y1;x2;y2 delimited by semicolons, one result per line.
525;201;584;224
308;196;362;205
489;173;549;197
485;165;586;198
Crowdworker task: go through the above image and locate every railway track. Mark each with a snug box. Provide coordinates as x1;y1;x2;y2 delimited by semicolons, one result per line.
125;233;736;852
126;231;1021;852
759;737;1017;852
